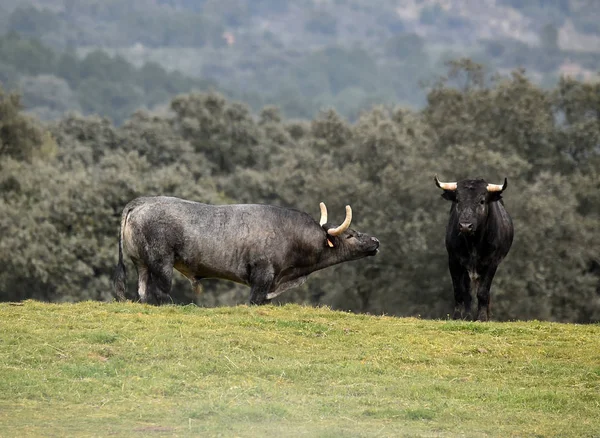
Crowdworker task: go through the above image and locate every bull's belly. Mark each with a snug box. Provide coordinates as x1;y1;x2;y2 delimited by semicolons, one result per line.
173;261;248;286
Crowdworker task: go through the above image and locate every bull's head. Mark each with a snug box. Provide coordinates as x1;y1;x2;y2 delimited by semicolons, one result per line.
319;202;379;256
435;175;508;235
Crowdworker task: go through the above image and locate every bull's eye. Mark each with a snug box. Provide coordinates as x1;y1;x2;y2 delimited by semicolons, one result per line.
480;199;485;205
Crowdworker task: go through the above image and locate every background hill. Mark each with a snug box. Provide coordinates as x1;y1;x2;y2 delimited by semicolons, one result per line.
1;0;599;123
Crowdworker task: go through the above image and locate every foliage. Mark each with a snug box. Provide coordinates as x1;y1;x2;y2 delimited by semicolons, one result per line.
0;32;55;76
1;301;599;436
0;33;217;124
0;85;48;161
8;5;62;39
305;9;338;36
0;59;599;323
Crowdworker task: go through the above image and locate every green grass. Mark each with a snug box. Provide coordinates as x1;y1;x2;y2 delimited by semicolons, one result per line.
0;301;599;437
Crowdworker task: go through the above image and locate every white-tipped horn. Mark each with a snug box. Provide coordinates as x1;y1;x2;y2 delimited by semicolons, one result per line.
487;178;508;192
434;175;457;191
327;205;352;236
319;202;328;226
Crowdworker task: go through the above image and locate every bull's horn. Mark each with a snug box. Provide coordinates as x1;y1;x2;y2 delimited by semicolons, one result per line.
434;175;457;191
327;205;352;236
487;178;508;192
319;202;328;226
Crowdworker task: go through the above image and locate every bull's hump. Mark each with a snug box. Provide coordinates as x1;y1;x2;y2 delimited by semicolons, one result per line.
216;204;317;226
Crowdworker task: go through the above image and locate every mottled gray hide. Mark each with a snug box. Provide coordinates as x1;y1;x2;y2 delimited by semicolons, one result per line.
435;177;514;321
113;196;380;305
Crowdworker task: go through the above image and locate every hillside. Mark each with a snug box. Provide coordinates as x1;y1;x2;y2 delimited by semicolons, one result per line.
0;301;598;437
4;0;599;51
1;0;599;122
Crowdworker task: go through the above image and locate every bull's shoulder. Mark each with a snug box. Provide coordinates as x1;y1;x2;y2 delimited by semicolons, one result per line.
250;206;321;237
489;201;514;230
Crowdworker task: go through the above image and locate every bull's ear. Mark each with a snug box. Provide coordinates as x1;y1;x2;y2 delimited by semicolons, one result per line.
441;190;456;202
322;224;338;247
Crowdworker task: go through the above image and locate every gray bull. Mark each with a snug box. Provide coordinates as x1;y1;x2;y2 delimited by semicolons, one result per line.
113;196;380;304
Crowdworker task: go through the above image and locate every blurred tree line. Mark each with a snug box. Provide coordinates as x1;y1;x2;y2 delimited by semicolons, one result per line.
1;59;599;323
0;32;217;124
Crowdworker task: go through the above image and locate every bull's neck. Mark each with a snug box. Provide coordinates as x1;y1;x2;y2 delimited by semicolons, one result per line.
321;245;353;269
460;225;486;248
300;244;352;276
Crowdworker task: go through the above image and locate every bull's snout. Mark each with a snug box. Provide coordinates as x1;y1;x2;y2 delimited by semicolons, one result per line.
368;236;380;255
459;222;474;234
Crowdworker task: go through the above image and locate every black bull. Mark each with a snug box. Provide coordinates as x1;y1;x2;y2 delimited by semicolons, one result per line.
113;197;380;305
435;176;514;321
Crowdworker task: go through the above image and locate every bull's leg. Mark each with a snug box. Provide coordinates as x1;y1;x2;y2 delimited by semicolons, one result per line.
249;280;273;305
190;278;204;296
130;259;150;303
448;258;471;320
248;261;274;305
475;266;498;322
136;265;150;303
148;261;174;305
462;273;473;320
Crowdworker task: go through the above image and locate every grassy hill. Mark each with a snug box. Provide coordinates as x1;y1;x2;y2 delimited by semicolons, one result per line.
1;301;599;437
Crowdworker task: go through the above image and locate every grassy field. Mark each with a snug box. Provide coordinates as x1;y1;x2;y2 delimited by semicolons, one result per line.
0;301;598;437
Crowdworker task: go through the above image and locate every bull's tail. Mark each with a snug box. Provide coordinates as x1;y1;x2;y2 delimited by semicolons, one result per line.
112;206;132;301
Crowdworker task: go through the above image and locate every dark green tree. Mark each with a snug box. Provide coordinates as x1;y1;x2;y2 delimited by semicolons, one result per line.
0;86;47;162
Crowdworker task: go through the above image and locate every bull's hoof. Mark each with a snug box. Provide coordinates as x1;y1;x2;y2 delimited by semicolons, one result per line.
452;305;464;320
153;293;174;306
249;298;272;306
476;311;489;322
